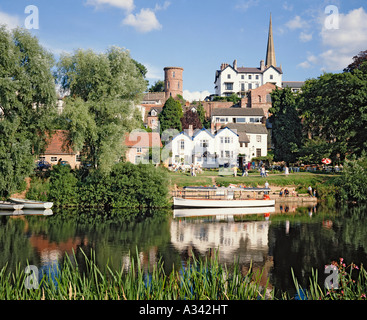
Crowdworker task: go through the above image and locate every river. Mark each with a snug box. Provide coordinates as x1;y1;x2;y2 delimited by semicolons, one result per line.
1;202;367;296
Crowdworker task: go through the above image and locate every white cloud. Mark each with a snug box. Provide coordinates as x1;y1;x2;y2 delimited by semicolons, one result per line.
0;11;21;29
299;32;312;42
300;7;367;72
183;90;211;102
86;0;135;12
122;8;162;33
285;15;308;30
145;63;163;80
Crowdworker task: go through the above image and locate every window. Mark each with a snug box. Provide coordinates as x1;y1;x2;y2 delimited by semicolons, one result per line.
236;118;246;123
178;82;180;89
241;83;245;91
200;140;209;148
248;83;252;90
256;135;261;143
172;71;175;78
256;148;261;157
167;81;170;89
249;75;252;80
270;75;273;80
256;75;259;80
39;156;45;161
137;147;142;153
225;151;230;158
135;155;142;164
241;75;244;79
224;83;233;90
227;74;231;79
216;117;220;122
180;140;185;150
258;95;262;103
76;155;81;162
51;157;57;162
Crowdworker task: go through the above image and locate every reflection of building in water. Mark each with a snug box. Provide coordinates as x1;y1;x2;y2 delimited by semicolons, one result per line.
171;218;274;289
170;219;271;265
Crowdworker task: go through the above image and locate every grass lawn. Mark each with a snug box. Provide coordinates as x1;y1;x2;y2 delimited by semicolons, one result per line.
168;169;337;191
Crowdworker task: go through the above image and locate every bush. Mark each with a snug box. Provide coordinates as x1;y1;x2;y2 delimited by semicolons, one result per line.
48;164;79;206
336;155;367;203
26;176;50;202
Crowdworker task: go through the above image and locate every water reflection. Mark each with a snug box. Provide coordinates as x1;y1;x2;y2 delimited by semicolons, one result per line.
0;204;367;295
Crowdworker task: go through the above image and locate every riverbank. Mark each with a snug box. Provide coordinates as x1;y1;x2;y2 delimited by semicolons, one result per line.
168;170;333;203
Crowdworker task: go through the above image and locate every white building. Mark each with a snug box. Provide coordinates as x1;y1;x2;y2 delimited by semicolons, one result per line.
167;127;240;168
214;14;283;97
211;108;265;125
226;123;268;163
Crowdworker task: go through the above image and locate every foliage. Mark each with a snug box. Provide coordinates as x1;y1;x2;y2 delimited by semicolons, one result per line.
55;46;147;173
298;63;367;160
47;164;79;206
269;87;302;164
0;27;57;197
335;154;367;203
27;163;170;208
212;93;240;104
181;109;202;130
109;162;169;208
343;49;367;73
158;97;183;133
298;137;333;164
148;80;165;92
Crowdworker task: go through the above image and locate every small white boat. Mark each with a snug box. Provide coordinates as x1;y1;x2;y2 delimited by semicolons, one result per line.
173;197;275;208
173;206;275;218
0;209;24;216
22;209;53;216
0;201;24;210
173;186;274;208
9;198;53;209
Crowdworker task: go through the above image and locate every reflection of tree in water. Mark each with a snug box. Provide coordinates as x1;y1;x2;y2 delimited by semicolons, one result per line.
269;204;367;295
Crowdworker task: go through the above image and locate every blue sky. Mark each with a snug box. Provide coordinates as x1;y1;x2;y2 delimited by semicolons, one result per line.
1;0;366;101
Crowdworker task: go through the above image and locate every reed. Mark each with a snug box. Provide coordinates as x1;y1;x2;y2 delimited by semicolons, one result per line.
1;251;366;300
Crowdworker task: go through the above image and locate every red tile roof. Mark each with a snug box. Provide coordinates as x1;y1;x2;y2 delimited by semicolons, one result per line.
125;132;162;148
43;130;75;155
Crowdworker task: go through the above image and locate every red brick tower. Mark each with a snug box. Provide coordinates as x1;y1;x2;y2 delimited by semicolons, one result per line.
164;67;183;100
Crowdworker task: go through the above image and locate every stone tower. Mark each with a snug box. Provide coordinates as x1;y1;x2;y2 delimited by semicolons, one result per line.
164;67;184;100
265;13;276;68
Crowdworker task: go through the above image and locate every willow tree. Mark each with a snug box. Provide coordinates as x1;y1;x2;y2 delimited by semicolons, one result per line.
0;26;57;197
56;46;147;173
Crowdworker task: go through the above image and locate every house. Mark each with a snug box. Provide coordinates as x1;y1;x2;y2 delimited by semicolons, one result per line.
124;131;162;164
145;107;162;130
214;16;282;97
211;108;265;126
167;127;240;168
226;123;268;163
39;130;81;169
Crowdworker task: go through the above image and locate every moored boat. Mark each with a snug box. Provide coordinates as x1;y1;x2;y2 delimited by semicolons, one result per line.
0;201;24;210
9;198;53;209
173;186;274;208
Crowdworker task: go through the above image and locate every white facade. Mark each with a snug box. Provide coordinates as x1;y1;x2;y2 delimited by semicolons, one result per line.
238;132;268;163
168;128;240;168
214;61;282;97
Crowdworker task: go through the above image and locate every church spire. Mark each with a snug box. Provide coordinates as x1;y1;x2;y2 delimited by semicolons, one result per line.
265;13;276;68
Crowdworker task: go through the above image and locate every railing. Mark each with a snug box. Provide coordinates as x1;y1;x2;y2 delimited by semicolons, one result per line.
171;190;264;200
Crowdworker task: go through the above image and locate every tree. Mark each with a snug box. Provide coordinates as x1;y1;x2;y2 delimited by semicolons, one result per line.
343;50;367;73
196;103;211;129
0;27;57;197
269;87;302;164
298;63;367;160
56;46;147;173
158;97;183;133
181;109;202;130
149;80;165;92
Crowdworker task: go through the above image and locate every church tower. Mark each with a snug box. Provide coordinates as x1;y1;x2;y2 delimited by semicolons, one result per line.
265;13;276;68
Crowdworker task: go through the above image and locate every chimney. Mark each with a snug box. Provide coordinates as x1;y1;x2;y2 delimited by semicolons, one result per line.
260;60;265;71
188;125;193;137
233;59;237;70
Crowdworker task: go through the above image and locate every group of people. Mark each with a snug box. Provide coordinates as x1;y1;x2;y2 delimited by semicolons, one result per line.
308;185;317;197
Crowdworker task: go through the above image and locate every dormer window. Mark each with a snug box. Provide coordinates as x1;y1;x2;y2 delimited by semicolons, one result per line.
151;109;157;116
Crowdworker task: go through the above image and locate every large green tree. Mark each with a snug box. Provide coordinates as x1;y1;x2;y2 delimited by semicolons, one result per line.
0;26;57;197
298;62;367;160
158;96;183;133
56;46;147;173
269;87;302;164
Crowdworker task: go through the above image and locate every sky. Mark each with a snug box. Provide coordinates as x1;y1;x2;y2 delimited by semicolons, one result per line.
0;0;366;101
